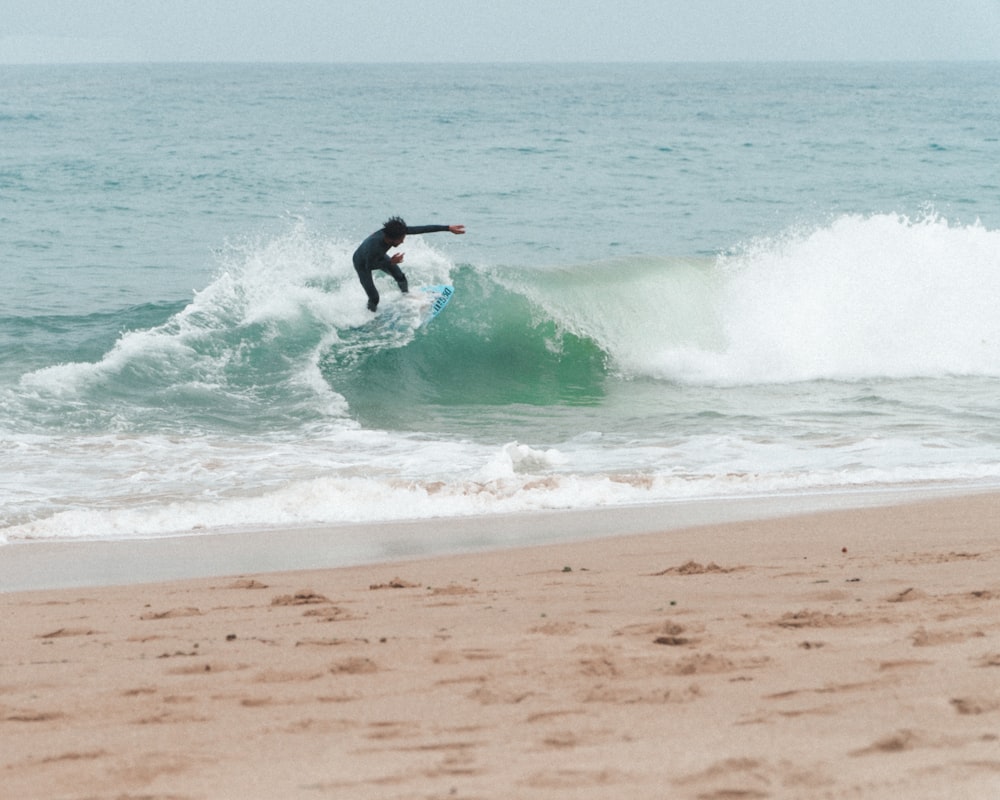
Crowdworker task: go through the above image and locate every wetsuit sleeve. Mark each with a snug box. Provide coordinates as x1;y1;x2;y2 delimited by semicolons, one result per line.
404;225;450;235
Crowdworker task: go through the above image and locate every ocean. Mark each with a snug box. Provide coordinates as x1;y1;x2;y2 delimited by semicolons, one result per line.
3;61;1000;547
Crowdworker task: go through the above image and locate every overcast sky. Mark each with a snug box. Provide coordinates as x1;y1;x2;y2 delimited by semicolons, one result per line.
3;0;999;64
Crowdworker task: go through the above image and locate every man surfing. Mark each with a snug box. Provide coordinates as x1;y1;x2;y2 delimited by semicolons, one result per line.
352;216;465;312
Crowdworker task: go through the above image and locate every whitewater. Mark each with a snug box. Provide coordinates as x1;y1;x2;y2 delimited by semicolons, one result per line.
2;62;999;546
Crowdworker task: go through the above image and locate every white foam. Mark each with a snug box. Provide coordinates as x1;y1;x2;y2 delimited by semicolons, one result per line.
6;423;1000;544
704;213;1000;383
518;213;1000;386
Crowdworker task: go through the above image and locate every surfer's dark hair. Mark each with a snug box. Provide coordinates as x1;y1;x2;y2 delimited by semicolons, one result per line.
383;216;407;239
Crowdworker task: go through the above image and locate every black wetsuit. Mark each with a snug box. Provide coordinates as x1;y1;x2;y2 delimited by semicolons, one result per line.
352;224;450;311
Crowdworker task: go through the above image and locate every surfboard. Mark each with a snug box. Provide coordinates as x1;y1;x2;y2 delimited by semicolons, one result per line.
418;284;454;326
346;285;454;341
331;285;452;369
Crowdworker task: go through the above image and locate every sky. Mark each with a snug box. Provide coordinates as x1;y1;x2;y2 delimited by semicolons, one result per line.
2;0;999;64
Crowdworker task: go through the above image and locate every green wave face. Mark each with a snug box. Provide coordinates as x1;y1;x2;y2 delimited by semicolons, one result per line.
320;268;610;428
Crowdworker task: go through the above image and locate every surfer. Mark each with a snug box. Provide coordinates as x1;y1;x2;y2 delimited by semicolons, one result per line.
353;217;465;312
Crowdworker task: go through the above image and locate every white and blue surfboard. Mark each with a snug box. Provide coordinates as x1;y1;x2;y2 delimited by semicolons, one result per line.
419;284;454;326
365;284;454;334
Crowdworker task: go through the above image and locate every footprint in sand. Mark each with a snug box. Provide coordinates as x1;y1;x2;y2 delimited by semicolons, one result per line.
139;607;203;620
37;627;100;638
951;696;1000;715
270;590;331;606
522;767;631;789
911;625;985;647
650;561;738;576
329;656;378;675
226;578;268;589
674;756;832;797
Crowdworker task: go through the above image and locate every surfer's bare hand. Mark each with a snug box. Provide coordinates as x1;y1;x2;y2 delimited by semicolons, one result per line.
449;224;466;235
391;252;404;264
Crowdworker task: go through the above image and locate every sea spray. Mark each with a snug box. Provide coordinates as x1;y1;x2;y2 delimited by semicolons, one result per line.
717;213;1000;383
646;213;1000;384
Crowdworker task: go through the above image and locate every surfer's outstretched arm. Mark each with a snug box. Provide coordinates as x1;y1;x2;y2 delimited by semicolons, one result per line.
402;223;465;235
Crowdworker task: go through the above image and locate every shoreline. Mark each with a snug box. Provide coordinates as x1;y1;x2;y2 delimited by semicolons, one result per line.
3;489;1000;798
0;484;986;593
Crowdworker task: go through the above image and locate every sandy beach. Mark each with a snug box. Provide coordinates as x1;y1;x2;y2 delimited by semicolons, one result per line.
4;491;1000;799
